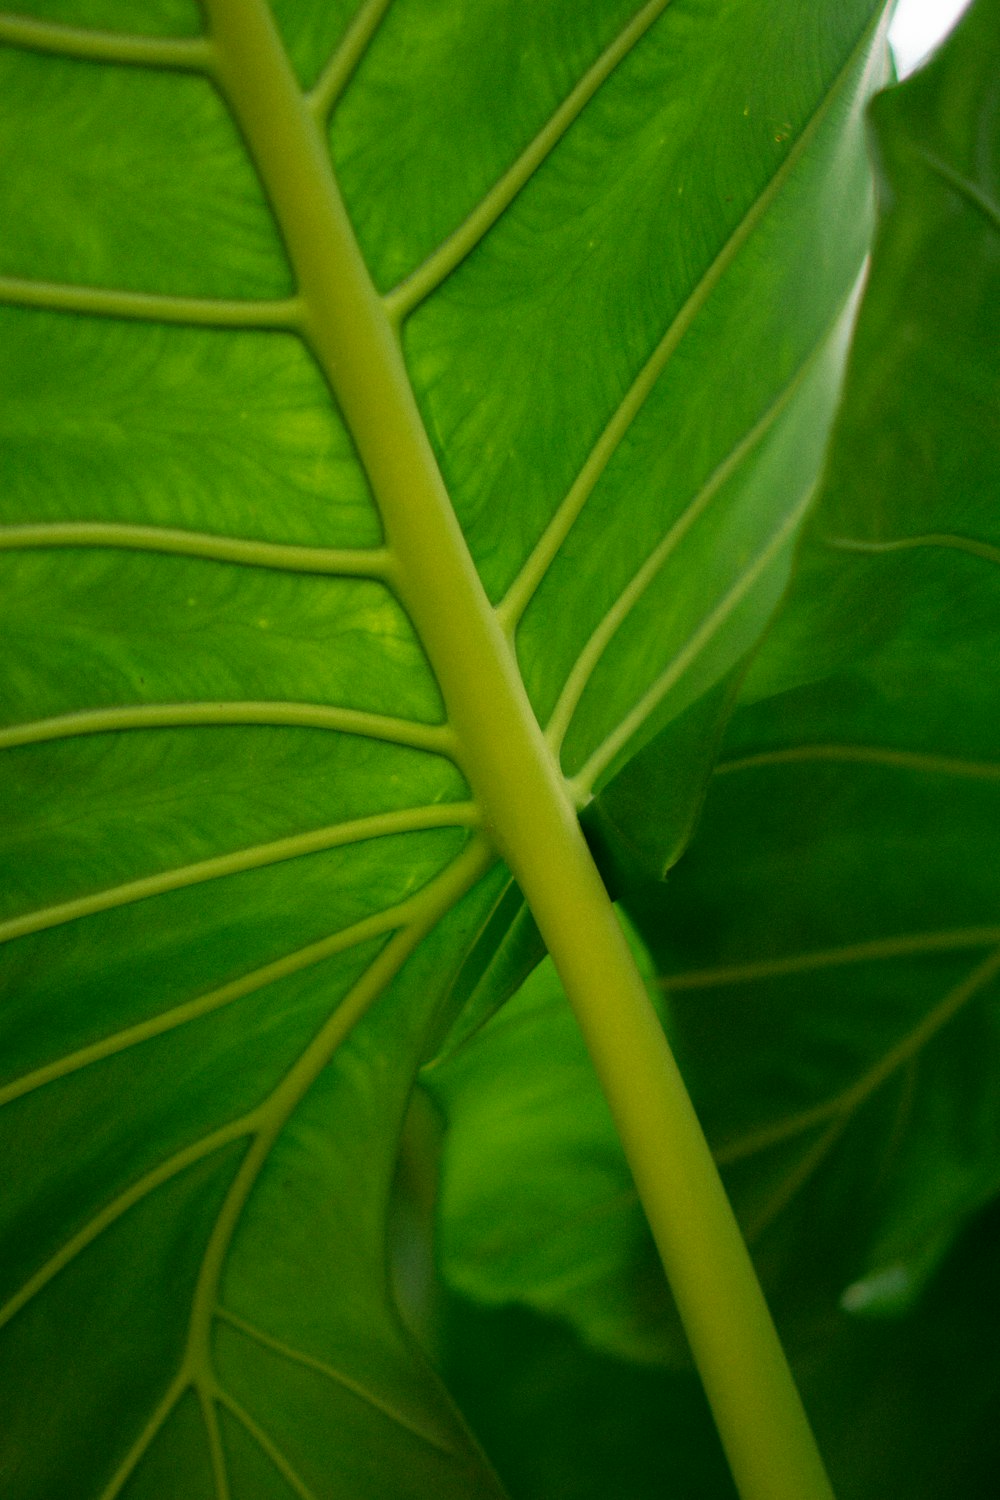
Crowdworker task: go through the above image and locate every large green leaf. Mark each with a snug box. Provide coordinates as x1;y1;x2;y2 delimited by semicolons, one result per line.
0;2;887;1495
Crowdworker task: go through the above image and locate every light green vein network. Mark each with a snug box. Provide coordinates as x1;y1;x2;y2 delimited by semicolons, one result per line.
0;2;883;1497
0;6;494;1494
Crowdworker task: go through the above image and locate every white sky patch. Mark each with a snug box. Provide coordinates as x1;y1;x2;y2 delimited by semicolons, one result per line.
888;0;975;77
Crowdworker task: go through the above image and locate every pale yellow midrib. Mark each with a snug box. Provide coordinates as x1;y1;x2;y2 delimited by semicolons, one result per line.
202;8;841;1500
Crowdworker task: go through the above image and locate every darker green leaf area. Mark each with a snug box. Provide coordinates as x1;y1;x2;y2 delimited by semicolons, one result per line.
440;1297;734;1500
0;1146;245;1499
803;1199;1000;1500
584;670;742;885
438;1200;1000;1500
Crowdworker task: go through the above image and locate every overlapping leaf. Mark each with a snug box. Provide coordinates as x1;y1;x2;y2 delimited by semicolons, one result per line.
426;934;690;1369
637;0;1000;1334
0;1;888;1494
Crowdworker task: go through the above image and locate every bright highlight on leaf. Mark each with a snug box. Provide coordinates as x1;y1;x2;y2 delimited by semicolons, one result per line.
1;1;996;1498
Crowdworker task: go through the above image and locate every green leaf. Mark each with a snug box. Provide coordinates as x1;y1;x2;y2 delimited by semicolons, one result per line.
629;0;1000;1330
440;1298;735;1500
422;879;545;1065
803;1199;1000;1500
0;2;889;1495
583;669;743;886
427;924;693;1369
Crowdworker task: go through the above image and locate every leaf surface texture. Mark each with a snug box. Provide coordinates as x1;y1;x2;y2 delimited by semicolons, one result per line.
0;1;888;1493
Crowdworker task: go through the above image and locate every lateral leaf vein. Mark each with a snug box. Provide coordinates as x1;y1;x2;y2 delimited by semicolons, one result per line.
570;485;814;795
307;0;395;122
0;1119;253;1333
716;744;1000;781
0;522;391;578
500;13;883;629
543;298;850;752
215;1305;455;1454
0;276;300;328
0;802;477;947
0;701;455;757
384;0;671;322
0;14;212;70
214;1389;319;1500
716;946;1000;1166
825;530;1000;569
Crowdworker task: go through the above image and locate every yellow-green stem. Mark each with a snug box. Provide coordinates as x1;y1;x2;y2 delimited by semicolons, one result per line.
204;3;835;1495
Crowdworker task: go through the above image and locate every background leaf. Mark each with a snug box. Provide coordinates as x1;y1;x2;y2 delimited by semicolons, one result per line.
435;1196;1000;1500
802;1198;1000;1500
426;927;692;1369
629;0;1000;1342
440;1298;734;1500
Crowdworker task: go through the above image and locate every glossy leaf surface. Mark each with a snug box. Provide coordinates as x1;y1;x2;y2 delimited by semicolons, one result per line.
0;0;887;1495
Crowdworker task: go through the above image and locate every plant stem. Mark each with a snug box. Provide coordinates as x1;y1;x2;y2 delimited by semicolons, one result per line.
204;2;835;1495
